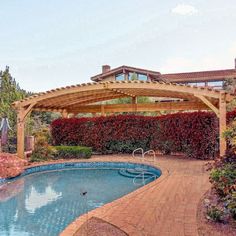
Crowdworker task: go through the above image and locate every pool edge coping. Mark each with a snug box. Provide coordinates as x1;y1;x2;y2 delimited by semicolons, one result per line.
0;159;163;185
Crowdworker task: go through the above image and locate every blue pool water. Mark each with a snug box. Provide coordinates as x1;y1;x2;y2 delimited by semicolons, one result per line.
0;162;161;236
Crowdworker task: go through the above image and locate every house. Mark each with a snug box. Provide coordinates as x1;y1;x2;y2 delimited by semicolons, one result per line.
91;59;236;91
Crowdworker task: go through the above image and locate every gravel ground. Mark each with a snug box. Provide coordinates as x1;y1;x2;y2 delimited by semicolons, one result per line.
74;217;128;236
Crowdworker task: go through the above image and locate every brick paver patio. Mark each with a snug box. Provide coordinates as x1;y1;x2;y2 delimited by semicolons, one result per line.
57;155;210;236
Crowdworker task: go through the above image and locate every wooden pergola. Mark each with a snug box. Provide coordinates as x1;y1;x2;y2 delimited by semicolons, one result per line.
12;80;235;159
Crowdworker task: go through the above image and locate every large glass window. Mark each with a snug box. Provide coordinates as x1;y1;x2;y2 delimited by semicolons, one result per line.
187;82;206;86
115;72;148;81
128;72;138;81
115;74;125;81
128;72;147;81
207;81;223;87
138;74;148;81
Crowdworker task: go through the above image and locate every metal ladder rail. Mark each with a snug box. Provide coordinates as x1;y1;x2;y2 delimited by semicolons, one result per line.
131;148;157;186
133;171;157;186
132;148;156;162
132;148;144;159
143;149;156;163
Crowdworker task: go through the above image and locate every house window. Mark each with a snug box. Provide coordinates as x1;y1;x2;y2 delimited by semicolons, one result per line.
207;81;223;88
128;72;138;81
138;74;148;81
115;74;125;81
128;72;147;81
187;82;206;86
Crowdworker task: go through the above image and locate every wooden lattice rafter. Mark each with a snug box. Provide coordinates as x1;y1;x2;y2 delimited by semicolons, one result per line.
12;80;235;159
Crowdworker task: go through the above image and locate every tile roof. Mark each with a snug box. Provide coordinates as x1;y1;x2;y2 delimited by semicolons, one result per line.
91;65;236;83
160;69;236;82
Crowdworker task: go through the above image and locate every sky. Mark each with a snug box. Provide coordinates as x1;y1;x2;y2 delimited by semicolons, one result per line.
0;0;236;92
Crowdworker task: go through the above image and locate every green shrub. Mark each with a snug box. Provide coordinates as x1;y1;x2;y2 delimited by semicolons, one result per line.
30;128;55;162
210;162;236;221
210;163;236;197
30;146;56;162
206;206;224;222
208;119;236;222
53;146;92;159
33;127;52;145
228;191;236;219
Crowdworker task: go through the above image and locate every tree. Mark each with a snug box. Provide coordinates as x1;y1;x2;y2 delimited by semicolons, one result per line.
223;78;236;93
0;67;26;141
30;111;60;131
130;73;138;81
223;78;236;111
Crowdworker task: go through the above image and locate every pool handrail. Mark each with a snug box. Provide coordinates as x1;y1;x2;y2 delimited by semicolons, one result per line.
133;171;157;186
143;149;156;162
132;148;144;159
132;148;156;163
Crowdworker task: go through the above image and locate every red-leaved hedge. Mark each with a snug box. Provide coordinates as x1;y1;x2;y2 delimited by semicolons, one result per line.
50;111;236;159
226;110;236;123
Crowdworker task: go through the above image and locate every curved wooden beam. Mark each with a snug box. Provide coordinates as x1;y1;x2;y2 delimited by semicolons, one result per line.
12;81;231;109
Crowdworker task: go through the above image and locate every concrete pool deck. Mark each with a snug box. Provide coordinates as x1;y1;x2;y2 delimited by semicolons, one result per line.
52;154;211;236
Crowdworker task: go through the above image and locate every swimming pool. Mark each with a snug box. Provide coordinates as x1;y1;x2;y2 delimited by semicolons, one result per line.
0;162;161;236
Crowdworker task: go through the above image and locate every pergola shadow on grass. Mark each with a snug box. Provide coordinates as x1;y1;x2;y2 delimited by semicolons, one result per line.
12;80;235;158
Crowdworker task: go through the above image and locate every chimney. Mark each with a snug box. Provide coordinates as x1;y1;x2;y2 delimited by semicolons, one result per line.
102;65;110;73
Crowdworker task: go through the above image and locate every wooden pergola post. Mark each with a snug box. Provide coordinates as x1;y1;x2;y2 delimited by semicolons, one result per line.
101;104;106;116
17;110;25;159
16;103;35;158
132;96;137;112
132;96;137;104
61;110;68;118
219;92;227;156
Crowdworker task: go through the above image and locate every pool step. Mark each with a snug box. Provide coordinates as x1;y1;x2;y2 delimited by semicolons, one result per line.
118;169;153;179
126;168;149;175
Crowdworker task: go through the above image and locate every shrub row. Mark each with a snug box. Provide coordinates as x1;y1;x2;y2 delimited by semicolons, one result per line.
31;145;92;162
53;146;92;159
50;112;229;159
